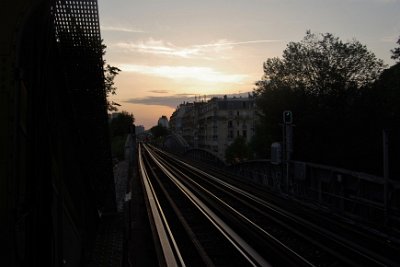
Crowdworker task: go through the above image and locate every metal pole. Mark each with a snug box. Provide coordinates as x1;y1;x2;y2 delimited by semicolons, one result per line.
383;129;389;226
286;124;293;161
286;124;292;194
282;123;286;193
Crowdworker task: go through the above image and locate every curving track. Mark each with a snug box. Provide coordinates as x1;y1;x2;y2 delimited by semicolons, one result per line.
139;143;400;266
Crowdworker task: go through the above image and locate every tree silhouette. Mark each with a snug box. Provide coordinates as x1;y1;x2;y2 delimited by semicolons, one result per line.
225;136;250;164
391;36;400;62
150;125;169;139
102;42;121;111
110;111;135;137
258;31;385;96
253;31;388;174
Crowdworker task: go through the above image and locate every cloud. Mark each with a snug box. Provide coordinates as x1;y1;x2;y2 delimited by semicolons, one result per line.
346;0;399;3
124;92;252;108
115;39;201;58
124;95;191;108
119;64;248;83
195;39;282;48
380;35;398;43
370;0;399;3
175;93;198;96
148;90;170;94
113;38;281;59
100;25;144;33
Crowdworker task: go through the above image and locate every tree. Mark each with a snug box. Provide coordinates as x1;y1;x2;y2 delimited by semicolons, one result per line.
374;61;400;178
109;111;135;137
258;31;385;96
225;136;250;164
391;36;400;62
109;111;134;160
102;42;121;111
253;31;387;174
150;125;169;139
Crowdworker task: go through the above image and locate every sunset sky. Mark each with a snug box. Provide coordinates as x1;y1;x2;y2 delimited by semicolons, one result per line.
98;0;400;129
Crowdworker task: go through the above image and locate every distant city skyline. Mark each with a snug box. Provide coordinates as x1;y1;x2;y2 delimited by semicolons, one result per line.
98;0;400;129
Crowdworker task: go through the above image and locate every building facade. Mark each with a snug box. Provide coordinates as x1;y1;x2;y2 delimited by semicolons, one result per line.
158;115;169;128
135;125;145;134
170;94;257;160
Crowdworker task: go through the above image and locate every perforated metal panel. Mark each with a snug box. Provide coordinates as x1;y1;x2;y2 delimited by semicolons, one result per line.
54;0;101;42
52;0;115;212
53;0;104;90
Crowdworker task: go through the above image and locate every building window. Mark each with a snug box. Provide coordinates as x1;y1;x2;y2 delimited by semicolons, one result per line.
243;130;247;138
237;111;240;116
237;130;240;137
228;130;233;139
228;121;233;128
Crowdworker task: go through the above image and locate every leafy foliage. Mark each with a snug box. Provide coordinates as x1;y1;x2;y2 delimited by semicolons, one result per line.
102;42;121;111
148;125;169;147
109;111;135;160
259;31;385;96
373;62;400;177
150;125;169;139
111;135;127;160
253;31;395;175
391;36;400;62
225;136;250;164
110;111;135;137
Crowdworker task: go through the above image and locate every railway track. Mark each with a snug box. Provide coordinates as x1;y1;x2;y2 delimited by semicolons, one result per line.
139;143;399;266
140;144;271;266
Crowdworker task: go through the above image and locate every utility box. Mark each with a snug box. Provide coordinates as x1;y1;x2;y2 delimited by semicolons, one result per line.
271;142;282;165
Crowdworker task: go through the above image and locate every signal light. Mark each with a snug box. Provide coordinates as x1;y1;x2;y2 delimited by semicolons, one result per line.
283;110;293;124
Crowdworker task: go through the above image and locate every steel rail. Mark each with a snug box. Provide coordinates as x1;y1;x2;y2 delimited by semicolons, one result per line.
143;144;271;267
181;159;393;266
152;145;396;266
141;150;215;266
138;145;186;267
149;146;315;266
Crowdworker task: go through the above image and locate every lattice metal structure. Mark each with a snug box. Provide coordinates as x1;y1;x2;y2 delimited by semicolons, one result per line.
52;0;115;212
53;0;104;92
3;1;117;265
54;0;101;40
53;0;103;69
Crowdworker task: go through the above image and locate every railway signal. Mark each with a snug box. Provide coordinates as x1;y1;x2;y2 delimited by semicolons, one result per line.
283;110;293;124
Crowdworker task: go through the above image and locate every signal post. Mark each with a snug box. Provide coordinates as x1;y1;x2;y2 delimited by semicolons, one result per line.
282;110;293;193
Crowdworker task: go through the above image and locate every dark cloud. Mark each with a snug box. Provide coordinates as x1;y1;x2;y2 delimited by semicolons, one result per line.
175;93;197;96
148;90;170;94
124;95;194;108
124;92;252;108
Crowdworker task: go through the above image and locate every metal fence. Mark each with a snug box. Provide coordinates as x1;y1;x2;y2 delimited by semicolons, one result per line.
230;160;400;229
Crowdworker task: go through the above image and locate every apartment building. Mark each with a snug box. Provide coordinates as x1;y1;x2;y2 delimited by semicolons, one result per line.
170;94;257;160
158;115;169;128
